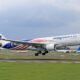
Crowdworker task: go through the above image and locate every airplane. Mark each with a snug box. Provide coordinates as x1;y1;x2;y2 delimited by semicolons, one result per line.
1;34;80;56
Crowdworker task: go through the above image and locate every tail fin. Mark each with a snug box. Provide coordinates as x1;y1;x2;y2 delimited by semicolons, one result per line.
0;34;6;40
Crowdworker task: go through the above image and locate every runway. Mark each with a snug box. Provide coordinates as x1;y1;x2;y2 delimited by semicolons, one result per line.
0;58;80;63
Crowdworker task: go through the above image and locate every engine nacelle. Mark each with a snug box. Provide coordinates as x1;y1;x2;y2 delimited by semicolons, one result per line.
45;44;55;50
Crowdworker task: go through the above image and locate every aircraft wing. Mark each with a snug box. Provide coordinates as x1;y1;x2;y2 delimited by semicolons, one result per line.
2;39;45;47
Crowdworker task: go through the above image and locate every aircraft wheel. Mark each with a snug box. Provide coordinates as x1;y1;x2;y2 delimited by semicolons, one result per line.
35;51;41;56
42;53;46;55
35;53;39;56
42;50;48;55
45;51;48;53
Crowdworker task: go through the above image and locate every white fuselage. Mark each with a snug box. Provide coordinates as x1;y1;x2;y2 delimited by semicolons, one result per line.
1;34;80;51
31;34;80;48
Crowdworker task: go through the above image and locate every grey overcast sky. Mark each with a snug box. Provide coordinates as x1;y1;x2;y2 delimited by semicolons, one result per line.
0;0;80;39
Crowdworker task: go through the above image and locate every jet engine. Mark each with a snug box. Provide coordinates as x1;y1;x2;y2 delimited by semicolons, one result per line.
44;44;55;50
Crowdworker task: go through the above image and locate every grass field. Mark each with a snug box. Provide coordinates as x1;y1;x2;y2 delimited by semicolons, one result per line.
0;62;80;80
0;49;80;80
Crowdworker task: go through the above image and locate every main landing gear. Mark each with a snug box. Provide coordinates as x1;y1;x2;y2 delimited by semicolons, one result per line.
35;51;41;56
35;50;48;56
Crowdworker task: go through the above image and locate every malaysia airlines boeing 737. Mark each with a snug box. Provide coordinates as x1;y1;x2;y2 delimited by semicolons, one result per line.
1;34;80;56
